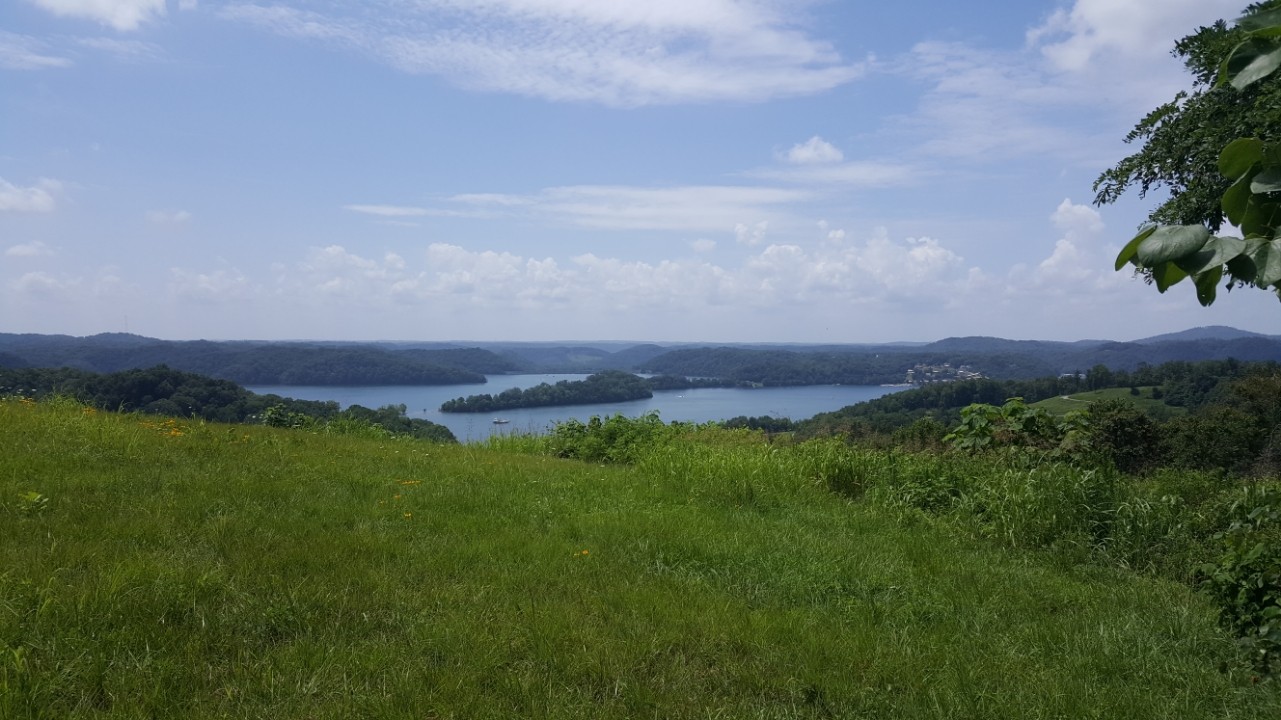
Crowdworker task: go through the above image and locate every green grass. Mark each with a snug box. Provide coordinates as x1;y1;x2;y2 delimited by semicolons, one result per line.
1032;386;1183;416
2;398;1278;718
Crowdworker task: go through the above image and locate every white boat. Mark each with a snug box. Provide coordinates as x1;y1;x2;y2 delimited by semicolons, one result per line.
492;418;510;425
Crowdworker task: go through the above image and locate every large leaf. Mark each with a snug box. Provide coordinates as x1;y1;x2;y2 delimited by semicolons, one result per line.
1194;266;1223;307
1220;138;1265;179
1252;167;1281;194
1223;172;1257;225
1228;42;1281;89
1245;236;1281;287
1151;261;1188;293
1175;235;1247;275
1135;225;1211;266
1115;226;1155;270
1227;251;1258;282
1241;195;1281;238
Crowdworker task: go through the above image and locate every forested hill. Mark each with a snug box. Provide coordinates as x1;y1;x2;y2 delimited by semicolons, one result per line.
3;327;1280;386
638;330;1281;384
0;334;497;386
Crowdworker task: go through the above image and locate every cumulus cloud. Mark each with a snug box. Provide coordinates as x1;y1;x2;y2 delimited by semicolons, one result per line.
881;0;1246;169
221;0;865;106
270;228;979;318
735;220;769;246
5;241;54;258
1008;198;1125;296
691;238;717;253
169;268;256;302
1028;0;1242;73
784;136;844;164
0;178;61;213
0;31;72;69
26;0;169;31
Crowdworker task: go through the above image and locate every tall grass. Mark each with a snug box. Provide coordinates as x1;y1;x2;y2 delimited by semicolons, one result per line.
2;398;1279;717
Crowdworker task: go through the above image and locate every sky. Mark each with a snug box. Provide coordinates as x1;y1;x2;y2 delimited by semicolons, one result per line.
1;0;1278;343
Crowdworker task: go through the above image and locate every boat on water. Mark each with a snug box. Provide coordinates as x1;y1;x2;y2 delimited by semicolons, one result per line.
492;418;510;425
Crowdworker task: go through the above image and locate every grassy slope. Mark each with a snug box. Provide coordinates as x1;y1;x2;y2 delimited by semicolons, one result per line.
1;399;1277;718
1032;386;1183;416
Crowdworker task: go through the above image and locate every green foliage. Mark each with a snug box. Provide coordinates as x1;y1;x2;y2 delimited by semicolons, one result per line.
441;371;652;413
15;491;49;516
547;412;683;464
8;396;1281;712
944;398;1070;454
1102;3;1281;303
1085;399;1166;475
1202;488;1281;673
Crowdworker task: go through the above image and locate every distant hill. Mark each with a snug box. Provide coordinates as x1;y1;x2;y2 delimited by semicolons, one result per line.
1132;325;1275;344
0;334;495;386
4;326;1279;387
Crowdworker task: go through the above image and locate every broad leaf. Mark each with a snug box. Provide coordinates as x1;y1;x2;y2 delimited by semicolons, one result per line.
1241;195;1281;238
1229;43;1281;89
1135;225;1211;266
1152;261;1188;293
1246;236;1281;287
1194;266;1223;306
1175;235;1247;275
1227;251;1258;282
1223;172;1256;225
1115;226;1155;270
1220;138;1265;179
1252;167;1281;194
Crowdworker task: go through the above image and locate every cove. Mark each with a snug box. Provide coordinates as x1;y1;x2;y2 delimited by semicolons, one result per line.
247;374;905;443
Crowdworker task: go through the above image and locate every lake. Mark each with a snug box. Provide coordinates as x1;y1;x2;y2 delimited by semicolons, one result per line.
246;374;905;442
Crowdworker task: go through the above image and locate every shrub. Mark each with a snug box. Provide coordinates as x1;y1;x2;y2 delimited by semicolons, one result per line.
1201;486;1281;675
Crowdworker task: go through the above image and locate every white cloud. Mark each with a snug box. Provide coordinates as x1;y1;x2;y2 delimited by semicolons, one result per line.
146;209;191;224
26;0;168;31
1028;0;1242;74
268;229;980;318
221;1;865;106
785;136;844;164
343;204;430;217
13;271;77;299
76;36;163;60
424;184;806;233
169;268;256;302
5;241;54;257
1007;198;1125;297
691;238;717;253
0;178;61;213
750;159;920;187
0;31;72;69
883;1;1246;168
735;220;769;246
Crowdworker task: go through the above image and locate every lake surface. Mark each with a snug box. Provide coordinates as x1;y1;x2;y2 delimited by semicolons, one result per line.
246;374;904;443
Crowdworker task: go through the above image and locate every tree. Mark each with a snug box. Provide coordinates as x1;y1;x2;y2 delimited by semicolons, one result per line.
1096;3;1281;305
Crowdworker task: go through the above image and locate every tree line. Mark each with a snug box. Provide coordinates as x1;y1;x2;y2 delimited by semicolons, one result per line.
440;371;654;413
0;365;456;442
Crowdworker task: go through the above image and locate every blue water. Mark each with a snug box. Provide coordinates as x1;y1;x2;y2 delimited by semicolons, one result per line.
246;374;904;443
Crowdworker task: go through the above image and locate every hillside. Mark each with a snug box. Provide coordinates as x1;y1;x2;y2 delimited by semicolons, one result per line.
3;398;1280;717
5;328;1281;387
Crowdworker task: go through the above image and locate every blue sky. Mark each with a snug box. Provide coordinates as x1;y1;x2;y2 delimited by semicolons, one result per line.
1;0;1276;342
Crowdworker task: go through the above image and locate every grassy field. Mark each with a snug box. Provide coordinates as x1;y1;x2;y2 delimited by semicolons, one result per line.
1031;386;1183;416
2;398;1278;718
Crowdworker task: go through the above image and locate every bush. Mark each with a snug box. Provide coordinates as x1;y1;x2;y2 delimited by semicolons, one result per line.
1201;486;1281;675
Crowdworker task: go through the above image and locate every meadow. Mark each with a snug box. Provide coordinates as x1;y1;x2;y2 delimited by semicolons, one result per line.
1031;387;1183;418
2;397;1280;718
